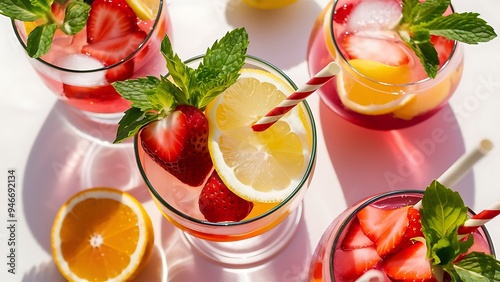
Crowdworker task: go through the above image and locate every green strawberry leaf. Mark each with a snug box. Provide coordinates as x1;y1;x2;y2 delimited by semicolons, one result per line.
113;28;249;143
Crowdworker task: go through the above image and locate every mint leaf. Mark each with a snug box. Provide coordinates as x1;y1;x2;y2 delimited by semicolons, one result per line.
61;1;90;35
422;12;497;44
115;107;158;143
453;252;500;281
421;180;470;265
0;0;51;21
26;23;56;58
398;0;496;78
114;28;249;143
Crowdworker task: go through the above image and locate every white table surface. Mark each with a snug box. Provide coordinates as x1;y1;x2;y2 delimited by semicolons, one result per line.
1;0;499;281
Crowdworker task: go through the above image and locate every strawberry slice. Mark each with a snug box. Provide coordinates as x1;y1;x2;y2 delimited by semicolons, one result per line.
63;84;120;101
140;105;213;187
430;35;454;67
86;0;138;43
341;218;374;250
383;241;437;281
357;205;410;257
199;171;254;222
81;31;147;82
342;34;411;66
333;246;382;281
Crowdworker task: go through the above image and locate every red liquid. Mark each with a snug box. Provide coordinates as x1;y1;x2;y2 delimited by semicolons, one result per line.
308;191;494;281
307;0;464;130
14;1;172;118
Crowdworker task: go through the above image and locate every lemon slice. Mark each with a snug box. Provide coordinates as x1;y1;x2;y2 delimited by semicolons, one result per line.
51;188;154;281
125;0;158;20
338;59;416;115
205;69;314;203
243;0;297;10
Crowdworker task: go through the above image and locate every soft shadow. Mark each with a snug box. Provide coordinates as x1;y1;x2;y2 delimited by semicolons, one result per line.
319;100;475;206
224;0;323;69
160;211;311;281
22;260;65;282
22;101;149;254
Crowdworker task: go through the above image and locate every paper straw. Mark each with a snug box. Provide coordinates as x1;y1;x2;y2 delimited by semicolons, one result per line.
355;269;385;282
458;199;500;235
252;62;341;132
414;139;493;210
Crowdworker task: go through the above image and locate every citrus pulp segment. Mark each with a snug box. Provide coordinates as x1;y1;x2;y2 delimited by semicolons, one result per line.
125;0;158;20
338;59;416;115
51;187;154;282
205;69;313;204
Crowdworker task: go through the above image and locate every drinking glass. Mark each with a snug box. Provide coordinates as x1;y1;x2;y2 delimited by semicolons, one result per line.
12;0;172;124
308;190;495;281
307;0;464;130
136;55;317;265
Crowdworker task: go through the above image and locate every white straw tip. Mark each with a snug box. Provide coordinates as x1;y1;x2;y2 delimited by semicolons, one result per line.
479;139;494;154
325;62;341;76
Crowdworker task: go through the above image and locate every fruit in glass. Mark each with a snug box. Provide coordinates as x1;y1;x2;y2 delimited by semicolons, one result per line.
135;54;316;263
12;0;172;122
307;0;465;130
309;187;497;281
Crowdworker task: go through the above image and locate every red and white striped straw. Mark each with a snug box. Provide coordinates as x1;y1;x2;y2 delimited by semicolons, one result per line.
458;199;500;235
252;62;341;132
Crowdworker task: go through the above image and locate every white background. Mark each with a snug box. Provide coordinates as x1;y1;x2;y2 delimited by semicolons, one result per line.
0;0;499;281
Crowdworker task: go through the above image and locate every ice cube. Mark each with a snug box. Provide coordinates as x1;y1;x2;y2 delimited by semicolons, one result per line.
347;0;401;33
54;54;107;86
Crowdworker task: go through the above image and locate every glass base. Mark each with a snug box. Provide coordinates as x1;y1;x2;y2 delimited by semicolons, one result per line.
181;203;303;266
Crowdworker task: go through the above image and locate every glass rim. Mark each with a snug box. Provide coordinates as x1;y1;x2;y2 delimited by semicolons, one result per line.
11;0;165;73
329;0;459;87
328;189;496;280
135;54;318;227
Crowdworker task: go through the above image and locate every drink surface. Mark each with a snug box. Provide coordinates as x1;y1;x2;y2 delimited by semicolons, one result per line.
309;192;493;282
137;64;315;242
14;0;171;115
307;0;463;130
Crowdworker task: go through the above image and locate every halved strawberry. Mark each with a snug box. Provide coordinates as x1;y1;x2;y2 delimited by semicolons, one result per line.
342;34;411;66
86;0;138;43
430;35;454;67
333;246;382;281
401;207;424;244
341;218;374;250
334;3;355;24
140;105;213;187
383;241;437;281
357;205;410;257
81;31;147;82
63;84;120;101
199;171;254;222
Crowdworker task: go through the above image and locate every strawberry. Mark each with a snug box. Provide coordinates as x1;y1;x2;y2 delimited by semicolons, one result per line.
81;31;147;82
334;3;355;24
342;34;411;66
199;171;253;222
401;207;424;245
341;218;374;250
333;246;382;281
430;35;455;67
63;84;120;101
357;205;410;257
140;105;213;187
86;0;138;44
383;241;437;281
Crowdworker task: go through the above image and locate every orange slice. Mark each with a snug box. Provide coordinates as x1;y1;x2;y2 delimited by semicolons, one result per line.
51;187;154;281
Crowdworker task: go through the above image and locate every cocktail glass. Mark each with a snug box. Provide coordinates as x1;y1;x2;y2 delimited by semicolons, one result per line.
308;190;495;281
307;0;464;130
136;55;317;265
12;0;172;124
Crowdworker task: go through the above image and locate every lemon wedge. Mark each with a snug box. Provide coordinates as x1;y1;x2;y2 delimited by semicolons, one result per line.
243;0;297;10
125;0;158;20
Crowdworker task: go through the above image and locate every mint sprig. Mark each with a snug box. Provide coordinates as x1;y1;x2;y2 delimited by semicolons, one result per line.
0;0;90;58
397;0;497;78
113;28;249;143
420;180;500;280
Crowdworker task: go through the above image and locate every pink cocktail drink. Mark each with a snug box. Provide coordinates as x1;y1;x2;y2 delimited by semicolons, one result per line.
13;0;172;122
307;0;464;130
309;189;496;281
